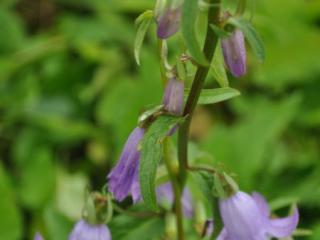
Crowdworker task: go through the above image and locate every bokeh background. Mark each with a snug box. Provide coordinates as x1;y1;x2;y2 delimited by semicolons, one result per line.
0;0;320;239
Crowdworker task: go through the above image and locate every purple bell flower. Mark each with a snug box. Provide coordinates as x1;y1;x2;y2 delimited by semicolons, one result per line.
162;77;184;115
107;127;144;202
69;220;111;240
34;233;43;240
157;7;181;39
221;29;247;77
218;191;299;240
156;182;193;218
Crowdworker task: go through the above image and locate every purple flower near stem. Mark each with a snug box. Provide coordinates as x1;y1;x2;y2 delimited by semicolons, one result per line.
69;220;111;240
107;127;144;202
157;7;181;39
221;29;247;77
156;182;193;218
34;233;43;240
217;191;299;240
162;77;184;115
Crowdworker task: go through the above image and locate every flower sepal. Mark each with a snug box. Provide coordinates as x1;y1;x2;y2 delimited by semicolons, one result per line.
82;192;113;225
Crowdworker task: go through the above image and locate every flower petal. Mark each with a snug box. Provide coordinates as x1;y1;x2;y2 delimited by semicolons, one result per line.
219;191;266;240
217;228;228;240
252;192;270;217
107;127;144;202
221;29;246;77
268;207;299;238
157;8;181;39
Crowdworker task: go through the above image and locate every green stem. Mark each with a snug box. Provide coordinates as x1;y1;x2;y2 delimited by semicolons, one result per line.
178;0;221;185
163;139;184;240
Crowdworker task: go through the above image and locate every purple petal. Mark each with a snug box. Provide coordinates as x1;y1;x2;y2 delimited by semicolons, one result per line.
219;191;266;240
162;77;184;115
156;182;193;218
131;169;141;203
107;127;144;202
157;7;181;39
34;233;43;240
221;29;246;77
69;220;111;240
252;192;270;218
267;207;299;238
217;228;228;240
156;182;175;207
181;187;194;218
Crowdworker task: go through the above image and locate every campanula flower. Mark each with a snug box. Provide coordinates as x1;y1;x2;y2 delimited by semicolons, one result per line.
107;127;144;202
221;29;247;77
162;77;184;115
69;220;111;240
156;182;193;218
217;191;299;240
157;7;181;39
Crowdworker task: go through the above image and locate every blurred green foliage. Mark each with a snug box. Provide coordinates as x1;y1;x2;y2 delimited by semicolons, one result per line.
0;0;319;239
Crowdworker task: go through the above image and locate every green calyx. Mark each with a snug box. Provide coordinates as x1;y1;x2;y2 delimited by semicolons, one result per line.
213;172;239;199
82;192;113;225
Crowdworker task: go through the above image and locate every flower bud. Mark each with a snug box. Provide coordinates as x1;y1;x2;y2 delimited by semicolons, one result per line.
162;77;184;115
156;3;182;39
221;29;247;77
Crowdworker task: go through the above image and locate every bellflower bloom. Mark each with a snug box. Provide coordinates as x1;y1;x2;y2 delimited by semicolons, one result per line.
156;182;193;218
162;77;184;115
221;29;247;77
69;220;111;240
157;7;181;39
107;127;144;202
34;233;43;240
218;191;299;240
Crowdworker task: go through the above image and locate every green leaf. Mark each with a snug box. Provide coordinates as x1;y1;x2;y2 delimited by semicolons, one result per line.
134;11;154;65
228;17;265;61
110;215;164;240
185;87;240;105
211;42;229;87
140;115;182;210
182;0;208;66
18;147;55;209
210;24;230;38
0;163;22;240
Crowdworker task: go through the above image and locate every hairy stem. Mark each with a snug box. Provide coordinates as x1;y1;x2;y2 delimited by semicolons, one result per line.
178;0;221;186
175;1;222;239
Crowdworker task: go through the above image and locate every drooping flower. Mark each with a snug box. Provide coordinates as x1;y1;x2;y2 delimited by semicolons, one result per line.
34;233;44;240
69;220;111;240
221;29;247;77
162;77;184;115
218;191;299;240
107;127;144;202
203;219;214;237
156;182;193;218
157;7;182;39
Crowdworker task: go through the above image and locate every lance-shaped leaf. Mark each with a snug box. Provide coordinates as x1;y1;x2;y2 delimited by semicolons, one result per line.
140;115;183;210
185;87;240;105
134;11;154;65
211;42;229;87
228;17;265;62
181;0;208;66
